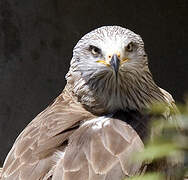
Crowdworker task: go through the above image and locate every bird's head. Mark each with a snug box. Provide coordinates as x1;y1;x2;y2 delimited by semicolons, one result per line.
71;26;147;79
66;26;163;114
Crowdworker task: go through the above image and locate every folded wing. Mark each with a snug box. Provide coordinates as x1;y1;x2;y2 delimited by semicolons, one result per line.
48;117;145;180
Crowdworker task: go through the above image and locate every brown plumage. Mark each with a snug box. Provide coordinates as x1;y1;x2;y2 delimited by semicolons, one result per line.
1;26;180;180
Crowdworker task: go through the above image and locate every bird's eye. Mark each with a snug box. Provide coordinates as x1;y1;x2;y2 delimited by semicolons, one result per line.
126;42;134;52
89;45;101;56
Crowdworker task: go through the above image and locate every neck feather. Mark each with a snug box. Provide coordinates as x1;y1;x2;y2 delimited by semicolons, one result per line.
67;66;165;115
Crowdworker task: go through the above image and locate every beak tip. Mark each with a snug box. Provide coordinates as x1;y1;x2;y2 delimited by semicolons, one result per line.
110;54;120;76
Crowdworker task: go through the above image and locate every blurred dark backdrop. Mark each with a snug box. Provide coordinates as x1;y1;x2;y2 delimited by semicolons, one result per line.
0;0;188;166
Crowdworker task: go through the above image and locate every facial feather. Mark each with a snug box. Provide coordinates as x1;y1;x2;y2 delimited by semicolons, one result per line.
66;26;165;114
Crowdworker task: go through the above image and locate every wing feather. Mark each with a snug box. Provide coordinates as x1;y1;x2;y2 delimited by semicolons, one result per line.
1;89;93;180
1;87;179;180
51;117;144;180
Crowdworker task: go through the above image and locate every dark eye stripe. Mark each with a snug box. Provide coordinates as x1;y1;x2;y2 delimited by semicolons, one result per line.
89;45;101;54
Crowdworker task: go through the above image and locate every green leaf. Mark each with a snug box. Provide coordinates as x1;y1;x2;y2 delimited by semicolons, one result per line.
134;143;177;161
123;173;164;180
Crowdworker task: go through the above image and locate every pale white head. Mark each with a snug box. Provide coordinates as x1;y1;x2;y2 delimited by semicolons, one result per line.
66;26;164;114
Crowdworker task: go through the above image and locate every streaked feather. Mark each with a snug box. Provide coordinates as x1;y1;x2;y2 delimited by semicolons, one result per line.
1;26;181;180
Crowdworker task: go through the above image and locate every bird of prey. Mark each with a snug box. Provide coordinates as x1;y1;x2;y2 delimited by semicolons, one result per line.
0;26;179;180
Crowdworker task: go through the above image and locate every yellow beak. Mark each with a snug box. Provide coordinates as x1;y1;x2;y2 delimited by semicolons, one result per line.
97;53;129;66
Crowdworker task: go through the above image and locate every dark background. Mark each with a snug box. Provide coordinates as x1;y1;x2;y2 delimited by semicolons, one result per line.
0;0;188;166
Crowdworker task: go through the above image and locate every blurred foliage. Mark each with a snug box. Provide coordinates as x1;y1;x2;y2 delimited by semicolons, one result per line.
124;173;163;180
124;101;188;180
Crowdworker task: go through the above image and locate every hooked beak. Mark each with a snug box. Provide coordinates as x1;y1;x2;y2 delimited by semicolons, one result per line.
110;54;120;77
